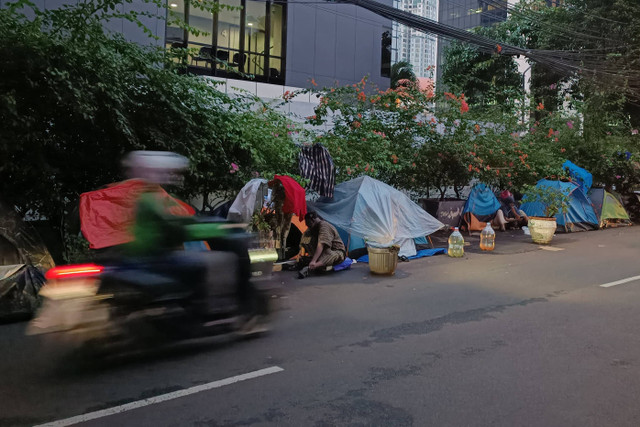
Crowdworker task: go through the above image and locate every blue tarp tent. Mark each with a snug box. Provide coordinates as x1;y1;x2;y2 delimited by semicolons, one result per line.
562;160;592;193
335;230;428;254
463;183;501;221
308;176;444;257
520;180;598;232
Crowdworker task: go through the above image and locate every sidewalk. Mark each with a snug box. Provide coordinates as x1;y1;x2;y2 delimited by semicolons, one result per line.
276;225;621;289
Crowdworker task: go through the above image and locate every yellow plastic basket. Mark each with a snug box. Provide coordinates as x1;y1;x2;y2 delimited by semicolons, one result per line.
367;246;400;275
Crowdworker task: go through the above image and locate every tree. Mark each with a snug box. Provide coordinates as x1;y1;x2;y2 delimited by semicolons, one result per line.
442;0;640;128
0;0;300;256
441;26;524;114
390;61;417;89
501;0;640;127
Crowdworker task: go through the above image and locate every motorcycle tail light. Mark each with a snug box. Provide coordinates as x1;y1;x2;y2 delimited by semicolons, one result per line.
45;264;104;280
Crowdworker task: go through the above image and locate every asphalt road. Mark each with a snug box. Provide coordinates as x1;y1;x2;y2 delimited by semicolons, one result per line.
2;227;640;427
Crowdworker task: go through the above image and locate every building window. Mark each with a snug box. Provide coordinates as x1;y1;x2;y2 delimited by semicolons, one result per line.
166;0;187;46
165;0;286;84
381;30;392;78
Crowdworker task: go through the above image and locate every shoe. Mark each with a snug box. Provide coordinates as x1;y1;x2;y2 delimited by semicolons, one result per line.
236;315;269;336
297;266;309;279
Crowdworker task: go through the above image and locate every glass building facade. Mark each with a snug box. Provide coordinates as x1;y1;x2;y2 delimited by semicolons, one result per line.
165;0;286;84
439;0;507;29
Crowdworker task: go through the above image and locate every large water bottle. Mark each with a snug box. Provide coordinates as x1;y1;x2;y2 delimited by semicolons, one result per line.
447;227;464;257
480;222;495;251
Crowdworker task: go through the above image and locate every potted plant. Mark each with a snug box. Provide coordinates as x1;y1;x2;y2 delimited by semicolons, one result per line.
251;212;276;248
522;184;570;244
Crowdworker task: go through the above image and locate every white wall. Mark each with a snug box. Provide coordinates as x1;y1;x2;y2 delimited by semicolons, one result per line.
205;77;335;131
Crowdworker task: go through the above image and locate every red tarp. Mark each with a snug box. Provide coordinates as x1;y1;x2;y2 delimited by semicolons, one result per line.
79;179;195;249
271;175;307;218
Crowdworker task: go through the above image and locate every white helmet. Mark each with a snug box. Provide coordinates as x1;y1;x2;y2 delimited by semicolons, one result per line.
122;151;189;185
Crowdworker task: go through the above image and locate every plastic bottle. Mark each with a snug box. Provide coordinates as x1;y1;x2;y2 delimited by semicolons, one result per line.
447;227;464;258
480;222;495;251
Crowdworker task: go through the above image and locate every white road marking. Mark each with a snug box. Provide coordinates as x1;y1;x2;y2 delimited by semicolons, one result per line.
600;275;640;288
539;246;564;252
35;366;284;427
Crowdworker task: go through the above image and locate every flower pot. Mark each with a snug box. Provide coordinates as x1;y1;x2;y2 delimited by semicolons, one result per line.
367;246;400;275
528;217;557;244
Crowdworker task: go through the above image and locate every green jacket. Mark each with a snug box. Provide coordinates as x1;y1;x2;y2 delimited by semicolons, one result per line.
127;191;228;256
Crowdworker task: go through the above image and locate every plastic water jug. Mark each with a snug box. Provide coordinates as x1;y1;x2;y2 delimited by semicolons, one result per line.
480;222;495;251
447;227;464;258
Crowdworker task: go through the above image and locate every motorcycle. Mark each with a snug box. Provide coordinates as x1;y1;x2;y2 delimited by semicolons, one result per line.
27;231;278;357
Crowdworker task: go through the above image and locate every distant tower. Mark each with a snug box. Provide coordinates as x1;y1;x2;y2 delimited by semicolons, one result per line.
392;0;439;79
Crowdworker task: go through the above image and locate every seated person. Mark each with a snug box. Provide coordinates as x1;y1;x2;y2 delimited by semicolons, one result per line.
297;212;346;278
493;191;529;231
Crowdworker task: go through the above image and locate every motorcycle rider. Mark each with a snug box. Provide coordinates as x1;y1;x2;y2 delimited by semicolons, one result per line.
122;151;261;333
122;151;193;256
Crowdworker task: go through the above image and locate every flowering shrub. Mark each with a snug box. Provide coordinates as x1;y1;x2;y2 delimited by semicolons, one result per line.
293;78;640;203
305;78;435;189
303;78;481;197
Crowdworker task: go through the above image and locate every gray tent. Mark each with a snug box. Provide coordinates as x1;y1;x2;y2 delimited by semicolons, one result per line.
227;179;269;223
309;176;444;255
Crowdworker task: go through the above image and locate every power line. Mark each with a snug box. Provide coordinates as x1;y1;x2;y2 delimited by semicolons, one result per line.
483;0;614;40
335;0;640;99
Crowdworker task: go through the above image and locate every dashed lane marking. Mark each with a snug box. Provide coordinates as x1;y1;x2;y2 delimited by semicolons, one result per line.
600;275;640;288
34;366;284;427
539;246;564;251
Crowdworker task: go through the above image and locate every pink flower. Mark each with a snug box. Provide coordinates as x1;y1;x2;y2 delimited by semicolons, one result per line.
632;129;639;135
567;121;574;129
229;163;239;174
616;175;622;179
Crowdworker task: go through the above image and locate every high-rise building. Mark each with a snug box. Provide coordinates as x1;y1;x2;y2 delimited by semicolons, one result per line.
1;0;394;119
439;0;507;29
164;0;393;89
1;0;393;91
392;0;438;79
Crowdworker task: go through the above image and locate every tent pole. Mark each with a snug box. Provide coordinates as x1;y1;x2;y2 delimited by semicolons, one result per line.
428;235;434;249
347;233;351;256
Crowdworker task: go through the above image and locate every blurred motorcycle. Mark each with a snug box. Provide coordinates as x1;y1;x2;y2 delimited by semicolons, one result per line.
26;232;278;357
